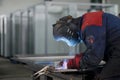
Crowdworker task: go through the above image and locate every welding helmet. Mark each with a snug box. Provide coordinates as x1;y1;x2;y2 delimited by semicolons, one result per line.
53;15;81;46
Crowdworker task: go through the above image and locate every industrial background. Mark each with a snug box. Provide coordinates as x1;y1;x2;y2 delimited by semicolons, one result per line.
0;0;120;80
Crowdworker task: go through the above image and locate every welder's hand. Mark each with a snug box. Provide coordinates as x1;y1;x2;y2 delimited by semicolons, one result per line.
56;53;83;70
67;53;83;69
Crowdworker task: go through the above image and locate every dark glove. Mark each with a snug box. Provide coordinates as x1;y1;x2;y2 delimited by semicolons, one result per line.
67;53;83;69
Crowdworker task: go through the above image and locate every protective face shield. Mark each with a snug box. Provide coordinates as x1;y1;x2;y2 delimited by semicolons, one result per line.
53;15;81;47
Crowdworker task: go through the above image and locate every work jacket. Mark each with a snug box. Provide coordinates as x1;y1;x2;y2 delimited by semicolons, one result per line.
79;11;120;78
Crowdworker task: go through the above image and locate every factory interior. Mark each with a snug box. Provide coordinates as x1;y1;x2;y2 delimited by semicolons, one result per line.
0;0;120;80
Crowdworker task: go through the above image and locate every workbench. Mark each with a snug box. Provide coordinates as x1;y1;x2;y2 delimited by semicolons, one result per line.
12;56;105;80
29;63;103;80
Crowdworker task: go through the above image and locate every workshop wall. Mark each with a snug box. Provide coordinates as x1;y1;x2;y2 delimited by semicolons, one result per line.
0;0;90;15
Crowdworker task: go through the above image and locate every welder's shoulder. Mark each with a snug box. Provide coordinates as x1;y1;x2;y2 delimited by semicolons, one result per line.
104;12;120;25
81;11;103;31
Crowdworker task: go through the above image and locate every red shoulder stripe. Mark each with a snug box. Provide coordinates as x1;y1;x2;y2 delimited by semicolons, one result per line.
81;11;103;31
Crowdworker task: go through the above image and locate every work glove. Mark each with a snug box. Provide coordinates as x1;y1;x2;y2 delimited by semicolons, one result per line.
56;53;83;70
67;53;83;69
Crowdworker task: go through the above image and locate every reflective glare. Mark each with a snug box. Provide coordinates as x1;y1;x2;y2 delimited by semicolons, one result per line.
57;37;79;47
55;59;68;70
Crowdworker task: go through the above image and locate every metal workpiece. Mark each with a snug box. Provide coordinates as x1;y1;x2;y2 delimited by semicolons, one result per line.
30;63;104;80
15;55;74;61
32;65;82;80
12;55;105;80
12;56;81;80
32;66;103;80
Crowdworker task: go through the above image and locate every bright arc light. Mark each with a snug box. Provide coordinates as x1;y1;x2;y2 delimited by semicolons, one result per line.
56;37;77;47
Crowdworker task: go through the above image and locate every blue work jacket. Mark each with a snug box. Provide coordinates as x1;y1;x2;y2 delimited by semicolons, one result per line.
80;11;120;68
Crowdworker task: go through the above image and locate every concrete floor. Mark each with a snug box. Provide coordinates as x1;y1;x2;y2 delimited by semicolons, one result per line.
0;57;33;80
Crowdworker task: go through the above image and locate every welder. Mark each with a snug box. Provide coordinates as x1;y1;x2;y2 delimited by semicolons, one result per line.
53;11;120;80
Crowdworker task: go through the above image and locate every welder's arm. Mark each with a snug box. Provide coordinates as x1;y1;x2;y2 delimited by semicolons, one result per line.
58;27;106;69
56;53;83;69
80;27;106;69
67;53;83;69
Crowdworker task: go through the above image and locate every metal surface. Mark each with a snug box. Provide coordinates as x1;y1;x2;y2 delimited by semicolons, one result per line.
31;65;83;80
31;64;104;80
33;66;50;79
16;56;74;61
0;57;32;80
11;55;105;80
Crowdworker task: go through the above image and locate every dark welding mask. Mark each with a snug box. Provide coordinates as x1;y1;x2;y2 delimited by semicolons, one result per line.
53;15;81;46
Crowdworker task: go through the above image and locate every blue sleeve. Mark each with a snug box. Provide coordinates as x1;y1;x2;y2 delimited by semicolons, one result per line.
80;26;106;69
